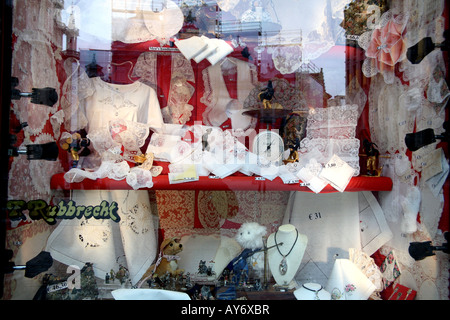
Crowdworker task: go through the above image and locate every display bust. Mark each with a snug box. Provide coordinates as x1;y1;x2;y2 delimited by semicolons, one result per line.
267;224;307;288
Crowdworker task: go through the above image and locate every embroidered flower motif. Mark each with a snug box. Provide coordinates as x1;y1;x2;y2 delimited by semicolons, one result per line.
345;283;356;293
358;10;409;84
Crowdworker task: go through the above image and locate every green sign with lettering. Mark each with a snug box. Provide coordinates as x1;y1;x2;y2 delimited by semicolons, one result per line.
5;199;120;225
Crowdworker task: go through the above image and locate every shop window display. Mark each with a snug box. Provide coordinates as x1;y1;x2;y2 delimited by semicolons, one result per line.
0;0;448;302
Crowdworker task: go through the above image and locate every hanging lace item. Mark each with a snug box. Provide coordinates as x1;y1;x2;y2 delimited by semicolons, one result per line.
133;52;195;124
390;0;445;48
376;78;407;154
11;33;61;135
368;74;387;153
111;0;184;45
345;77;367;118
358;9;409;84
162;76;195;125
201;58;258;130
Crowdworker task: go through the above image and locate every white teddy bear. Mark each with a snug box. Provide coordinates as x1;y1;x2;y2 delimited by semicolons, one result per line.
235;222;267;271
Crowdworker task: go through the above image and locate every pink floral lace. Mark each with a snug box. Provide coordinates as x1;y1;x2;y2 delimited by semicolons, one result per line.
358;9;409;84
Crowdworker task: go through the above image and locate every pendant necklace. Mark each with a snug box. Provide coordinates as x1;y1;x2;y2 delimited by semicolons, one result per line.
274;229;298;275
302;284;323;300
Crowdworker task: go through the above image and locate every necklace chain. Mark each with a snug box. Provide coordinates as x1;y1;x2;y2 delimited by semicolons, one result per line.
274;228;299;258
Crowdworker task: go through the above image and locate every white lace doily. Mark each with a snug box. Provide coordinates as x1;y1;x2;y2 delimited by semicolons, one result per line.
306;105;358;140
268;42;303;75
299;138;360;176
112;0;183;44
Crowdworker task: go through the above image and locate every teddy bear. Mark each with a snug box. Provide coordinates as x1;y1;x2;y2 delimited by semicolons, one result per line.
138;237;184;286
235;222;267;272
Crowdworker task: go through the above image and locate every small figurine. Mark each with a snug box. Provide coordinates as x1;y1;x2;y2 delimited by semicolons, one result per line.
202;128;212;151
258;80;283;109
360;139;386;176
115;265;129;285
283;137;300;164
185;272;192;289
198;260;208;275
109;269;116;282
60;132;90;168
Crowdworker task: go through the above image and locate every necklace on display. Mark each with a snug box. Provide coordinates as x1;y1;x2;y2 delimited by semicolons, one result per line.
302;284;323;300
274;228;299;275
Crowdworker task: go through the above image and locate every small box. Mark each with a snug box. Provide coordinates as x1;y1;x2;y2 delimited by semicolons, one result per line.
383;283;417;300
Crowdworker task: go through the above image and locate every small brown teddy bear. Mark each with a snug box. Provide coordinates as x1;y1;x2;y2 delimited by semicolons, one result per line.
139;237;184;285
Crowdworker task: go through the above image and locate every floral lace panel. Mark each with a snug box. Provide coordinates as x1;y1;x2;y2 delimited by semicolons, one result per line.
306;105;359;139
358;9;409;84
11;34;60;135
132;52;195;89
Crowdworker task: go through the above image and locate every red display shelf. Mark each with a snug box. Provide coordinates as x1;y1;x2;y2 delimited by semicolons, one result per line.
50;173;392;193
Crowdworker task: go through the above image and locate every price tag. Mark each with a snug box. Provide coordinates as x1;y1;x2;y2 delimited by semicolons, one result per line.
299;182;310;187
308;212;322;220
47;281;68;293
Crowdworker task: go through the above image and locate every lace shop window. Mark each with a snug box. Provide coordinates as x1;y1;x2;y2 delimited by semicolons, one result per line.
2;0;449;301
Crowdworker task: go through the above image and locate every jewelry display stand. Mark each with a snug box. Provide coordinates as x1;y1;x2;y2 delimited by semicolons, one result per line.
266;224;307;288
